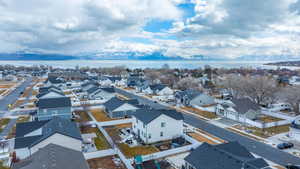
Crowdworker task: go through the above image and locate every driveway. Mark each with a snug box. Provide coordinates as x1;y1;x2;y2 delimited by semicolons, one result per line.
116;88;300;166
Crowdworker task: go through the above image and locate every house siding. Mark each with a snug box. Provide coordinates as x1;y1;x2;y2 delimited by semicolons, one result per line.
37;106;71;121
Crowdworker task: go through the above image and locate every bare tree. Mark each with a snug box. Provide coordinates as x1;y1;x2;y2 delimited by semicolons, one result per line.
176;77;203;91
219;75;279;105
279;86;300;114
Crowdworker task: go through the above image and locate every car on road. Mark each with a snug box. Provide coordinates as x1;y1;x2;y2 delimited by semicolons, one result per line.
286;165;300;169
277;142;294;149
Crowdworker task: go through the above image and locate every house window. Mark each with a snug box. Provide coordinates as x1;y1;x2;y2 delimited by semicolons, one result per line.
160;132;163;137
161;122;166;127
148;134;151;139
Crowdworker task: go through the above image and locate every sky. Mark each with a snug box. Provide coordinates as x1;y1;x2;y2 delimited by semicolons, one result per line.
1;0;300;59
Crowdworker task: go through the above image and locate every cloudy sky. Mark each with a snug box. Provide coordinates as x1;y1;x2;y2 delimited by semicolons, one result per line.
1;0;300;59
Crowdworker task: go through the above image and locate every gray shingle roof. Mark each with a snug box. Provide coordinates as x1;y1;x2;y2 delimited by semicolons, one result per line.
133;109;184;124
12;144;89;169
104;97;139;112
149;84;167;91
231;98;260;114
15;117;82;149
184;142;269;169
37;97;71;109
176;89;202;100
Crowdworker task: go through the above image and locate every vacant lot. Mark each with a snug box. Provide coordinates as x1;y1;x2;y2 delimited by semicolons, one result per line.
91;109;112;122
188;132;218;145
88;156;126;169
234;124;290;138
182;107;218;119
118;143;159;158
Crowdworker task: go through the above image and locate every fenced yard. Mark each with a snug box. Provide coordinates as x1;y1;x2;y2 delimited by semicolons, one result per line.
80;126;111;150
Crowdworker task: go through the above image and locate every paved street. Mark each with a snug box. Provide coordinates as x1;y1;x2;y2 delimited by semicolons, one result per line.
116;88;300;166
0;77;32;111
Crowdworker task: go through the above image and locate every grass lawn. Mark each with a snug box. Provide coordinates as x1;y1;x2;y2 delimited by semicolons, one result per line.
87;156;127;169
80;126;110;150
243;125;290;138
227;127;265;141
74;111;91;123
182;107;218;119
258;116;283;123
91;109;112;122
188;132;218;145
0;118;10;133
11;99;25;109
64;91;72;95
118;143;159;158
196;129;226;143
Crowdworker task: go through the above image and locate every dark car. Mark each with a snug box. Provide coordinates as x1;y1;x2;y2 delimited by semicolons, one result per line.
20;91;24;95
286;165;300;169
277;142;294;149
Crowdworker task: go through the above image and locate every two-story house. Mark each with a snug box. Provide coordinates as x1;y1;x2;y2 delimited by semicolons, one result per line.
132;109;184;144
14;117;82;160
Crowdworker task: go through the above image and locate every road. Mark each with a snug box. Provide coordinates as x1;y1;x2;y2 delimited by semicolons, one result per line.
0;77;32;111
115;88;300;166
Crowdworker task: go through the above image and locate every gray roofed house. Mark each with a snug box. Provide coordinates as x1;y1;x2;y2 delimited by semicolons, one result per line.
87;87;116;100
132;109;184;144
104;97;140;118
175;89;215;107
133;109;184;125
184;141;270;169
12;144;89;169
216;98;261;122
14;117;82;160
36;96;72;121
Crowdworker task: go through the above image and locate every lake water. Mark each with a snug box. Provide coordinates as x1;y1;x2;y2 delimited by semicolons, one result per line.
0;60;298;69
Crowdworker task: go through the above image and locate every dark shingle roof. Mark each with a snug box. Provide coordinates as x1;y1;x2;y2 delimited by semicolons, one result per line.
106;76;122;82
86;86;99;94
133;109;184;124
231;98;260;114
37;97;71;109
15;117;82;149
12;144;89;169
36;89;65;98
45;76;64;84
100;87;115;93
184;142;269;169
176;89;202;100
104;97;139;112
149;84;167;91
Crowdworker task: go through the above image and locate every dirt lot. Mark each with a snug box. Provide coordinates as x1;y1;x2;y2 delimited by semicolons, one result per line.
182;107;218;119
188;132;218;145
91;109;112;122
88;156;127;169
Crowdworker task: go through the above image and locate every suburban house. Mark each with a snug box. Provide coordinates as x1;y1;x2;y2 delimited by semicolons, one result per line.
104;97;140;118
143;84;173;95
184;141;270;169
81;80;99;92
36;86;65;99
87;87;116;101
12;144;89;169
132;109;184;144
175;89;215;107
216;98;261;122
290;117;300;142
135;79;150;92
14;117;82;160
36;92;72;121
44;76;64;87
99;76;126;87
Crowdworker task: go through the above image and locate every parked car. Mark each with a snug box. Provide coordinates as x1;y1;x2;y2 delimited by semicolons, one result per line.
286;165;300;169
277;142;294;149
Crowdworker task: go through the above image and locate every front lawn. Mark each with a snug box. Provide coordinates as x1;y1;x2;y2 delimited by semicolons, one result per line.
188;132;218;145
244;125;290;138
182;107;218;119
258;116;283;123
91;109;112;122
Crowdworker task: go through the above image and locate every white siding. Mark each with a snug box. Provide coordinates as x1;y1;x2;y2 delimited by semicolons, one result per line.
30;133;82;154
15;148;30;160
114;103;139;112
133;114;183;144
157;87;173;96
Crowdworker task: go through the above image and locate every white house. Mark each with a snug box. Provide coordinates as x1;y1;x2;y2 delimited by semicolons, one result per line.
14;117;82;160
132;109;184;144
216;98;261;123
290;117;300;142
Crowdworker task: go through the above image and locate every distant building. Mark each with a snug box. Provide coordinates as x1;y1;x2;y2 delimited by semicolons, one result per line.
12;144;89;169
184;141;270;169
